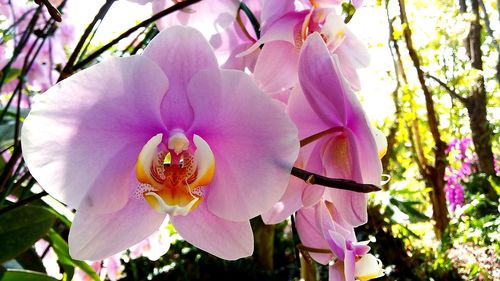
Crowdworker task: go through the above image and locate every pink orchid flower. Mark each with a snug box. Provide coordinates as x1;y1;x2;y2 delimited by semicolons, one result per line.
129;225;171;261
296;202;384;281
263;33;383;226
152;0;245;66
21;26;299;261
245;6;369;94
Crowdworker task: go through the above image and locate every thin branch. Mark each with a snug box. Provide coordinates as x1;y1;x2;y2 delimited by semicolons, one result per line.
34;0;61;22
72;0;202;72
58;0;117;81
0;191;48;215
425;73;467;103
290;167;381;193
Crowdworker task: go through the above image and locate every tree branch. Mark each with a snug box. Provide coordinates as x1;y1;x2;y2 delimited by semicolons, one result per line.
34;0;61;22
0;191;48;216
425;73;467;103
58;0;117;81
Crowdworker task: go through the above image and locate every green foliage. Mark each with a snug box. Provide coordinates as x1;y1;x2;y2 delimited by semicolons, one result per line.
0;206;55;263
46;229;101;281
0;68;21;86
120;221;298;281
341;2;356;23
0;269;59;281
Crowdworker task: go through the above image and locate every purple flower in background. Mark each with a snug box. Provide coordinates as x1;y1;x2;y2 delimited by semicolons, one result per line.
444;137;482;212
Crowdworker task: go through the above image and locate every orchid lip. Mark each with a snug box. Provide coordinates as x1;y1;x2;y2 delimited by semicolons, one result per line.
135;132;215;216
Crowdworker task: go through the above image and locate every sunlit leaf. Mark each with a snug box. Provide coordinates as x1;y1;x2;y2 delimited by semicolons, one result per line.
46;229;101;281
389;198;430;223
0;269;58;281
0;68;21;85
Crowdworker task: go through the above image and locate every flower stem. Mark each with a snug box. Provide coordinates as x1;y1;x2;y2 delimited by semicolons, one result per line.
290;167;381;193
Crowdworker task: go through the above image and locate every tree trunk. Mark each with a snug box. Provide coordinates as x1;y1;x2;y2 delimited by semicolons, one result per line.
463;0;499;201
397;0;449;239
251;216;275;272
300;253;317;281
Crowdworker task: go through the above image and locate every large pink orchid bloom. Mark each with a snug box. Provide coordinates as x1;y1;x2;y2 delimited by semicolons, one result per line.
263;33;383;226
21;26;299;261
296;202;384;281
245;6;369;95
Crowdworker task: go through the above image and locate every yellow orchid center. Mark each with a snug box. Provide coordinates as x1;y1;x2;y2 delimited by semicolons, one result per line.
135;131;215;216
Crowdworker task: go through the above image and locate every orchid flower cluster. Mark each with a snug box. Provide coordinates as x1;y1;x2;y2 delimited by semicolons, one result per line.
444;137;499;213
20;0;386;280
444;138;475;212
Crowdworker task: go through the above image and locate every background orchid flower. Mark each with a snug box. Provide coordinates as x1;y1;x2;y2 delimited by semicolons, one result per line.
296;202;384;281
244;6;369;93
152;0;249;67
263;33;383;226
21;26;299;261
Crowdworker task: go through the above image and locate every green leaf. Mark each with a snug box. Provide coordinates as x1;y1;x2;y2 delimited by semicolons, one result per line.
390;198;430;223
0;269;58;281
0;206;55;263
0;122;16;148
0;68;21;85
341;2;356;23
47;229;101;281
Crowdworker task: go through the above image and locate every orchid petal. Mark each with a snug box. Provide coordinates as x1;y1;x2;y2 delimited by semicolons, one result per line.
21;56;168;213
329;262;347;281
322;129;368;226
253;41;299;96
344;249;356;281
69;191;167;260
286;85;329;140
371;126;387;158
261;175;305;224
171;200;253;260
345;92;382;186
355;254;385;281
188;69;299;221
239;11;307;56
296;206;333;265
260;0;296;31
301;142;326;207
143;26;218;129
298;32;347;126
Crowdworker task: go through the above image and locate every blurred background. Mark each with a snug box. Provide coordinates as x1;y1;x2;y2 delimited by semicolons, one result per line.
0;0;498;280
